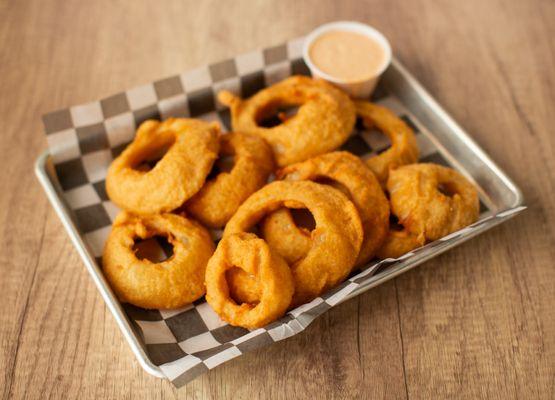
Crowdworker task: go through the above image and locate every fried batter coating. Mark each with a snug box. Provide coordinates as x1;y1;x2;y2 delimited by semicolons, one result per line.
355;101;419;185
218;76;355;167
103;212;214;309
262;151;389;267
106;118;220;214
377;163;479;258
224;181;363;306
205;233;294;329
187;132;274;228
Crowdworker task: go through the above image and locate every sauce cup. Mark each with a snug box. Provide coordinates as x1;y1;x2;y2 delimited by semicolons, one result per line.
303;21;392;99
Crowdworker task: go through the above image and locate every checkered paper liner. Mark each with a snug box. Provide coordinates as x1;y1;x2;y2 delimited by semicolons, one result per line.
42;36;525;387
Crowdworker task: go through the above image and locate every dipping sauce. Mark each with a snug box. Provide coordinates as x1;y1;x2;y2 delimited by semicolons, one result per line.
308;30;387;82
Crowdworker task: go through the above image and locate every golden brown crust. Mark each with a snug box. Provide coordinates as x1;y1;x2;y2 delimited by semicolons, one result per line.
205;233;293;329
102;212;215;309
260;208;312;265
355;101;419;185
377;163;479;259
106;118;220;214
224;180;363;306
375;229;425;259
226;267;261;305
261;151;390;267
218;76;356;167
388;163;479;240
186;132;274;228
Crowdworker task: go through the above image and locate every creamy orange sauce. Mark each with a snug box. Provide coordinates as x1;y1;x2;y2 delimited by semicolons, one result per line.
309;30;387;82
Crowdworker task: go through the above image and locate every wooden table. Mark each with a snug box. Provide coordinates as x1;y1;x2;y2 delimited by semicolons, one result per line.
2;0;554;398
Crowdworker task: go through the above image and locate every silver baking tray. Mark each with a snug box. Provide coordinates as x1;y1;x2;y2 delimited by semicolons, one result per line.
35;57;524;378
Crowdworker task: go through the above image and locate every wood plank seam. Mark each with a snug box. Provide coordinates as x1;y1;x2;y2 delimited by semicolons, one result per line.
356;296;366;381
4;215;48;400
394;280;410;400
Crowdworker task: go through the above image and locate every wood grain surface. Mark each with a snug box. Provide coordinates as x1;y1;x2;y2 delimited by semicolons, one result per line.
1;0;554;399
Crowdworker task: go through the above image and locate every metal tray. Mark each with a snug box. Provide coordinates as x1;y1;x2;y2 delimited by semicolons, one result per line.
35;57;524;379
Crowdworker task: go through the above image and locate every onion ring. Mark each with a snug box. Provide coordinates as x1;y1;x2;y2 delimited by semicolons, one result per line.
375;229;425;259
186;132;274;228
226;267;261;305
260;208;312;265
106;118;220;214
102;212;215;309
377;163;479;258
224;180;363;306
205;233;294;329
218;75;356;167
261;151;389;267
355;101;419;184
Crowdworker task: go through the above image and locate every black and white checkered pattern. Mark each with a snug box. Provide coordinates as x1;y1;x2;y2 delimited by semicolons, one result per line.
41;36;525;387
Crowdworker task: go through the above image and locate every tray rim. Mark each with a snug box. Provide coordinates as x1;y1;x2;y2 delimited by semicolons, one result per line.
389;59;523;209
34;151;166;379
34;56;524;380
